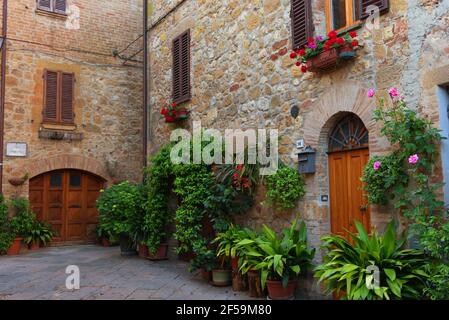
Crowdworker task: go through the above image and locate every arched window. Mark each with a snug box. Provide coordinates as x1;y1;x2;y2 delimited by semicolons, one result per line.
328;114;368;152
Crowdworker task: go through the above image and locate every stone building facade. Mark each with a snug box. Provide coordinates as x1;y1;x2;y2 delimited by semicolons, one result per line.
0;0;144;242
146;0;449;253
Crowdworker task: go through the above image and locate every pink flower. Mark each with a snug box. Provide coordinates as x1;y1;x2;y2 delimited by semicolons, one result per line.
373;161;381;171
388;87;399;97
408;154;419;165
367;88;375;98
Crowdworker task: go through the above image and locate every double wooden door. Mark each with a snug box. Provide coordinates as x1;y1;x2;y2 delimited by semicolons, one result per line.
29;170;104;243
328;148;371;238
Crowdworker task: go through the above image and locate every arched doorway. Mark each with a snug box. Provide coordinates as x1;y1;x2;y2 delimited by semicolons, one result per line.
29;170;105;244
328;114;370;238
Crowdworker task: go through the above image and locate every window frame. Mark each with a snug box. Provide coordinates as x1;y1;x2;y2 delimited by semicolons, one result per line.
172;30;191;105
326;0;361;33
42;69;75;125
37;0;67;16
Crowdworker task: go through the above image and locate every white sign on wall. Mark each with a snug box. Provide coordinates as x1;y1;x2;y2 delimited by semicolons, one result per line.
6;143;27;157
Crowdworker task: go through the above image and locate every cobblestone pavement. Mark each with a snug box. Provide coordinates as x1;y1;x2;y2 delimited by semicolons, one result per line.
0;245;257;300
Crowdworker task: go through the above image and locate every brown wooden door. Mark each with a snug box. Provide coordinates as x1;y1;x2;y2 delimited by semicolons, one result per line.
29;170;105;243
329;148;370;238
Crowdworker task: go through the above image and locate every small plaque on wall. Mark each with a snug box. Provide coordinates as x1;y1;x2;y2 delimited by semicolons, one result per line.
6;143;27;157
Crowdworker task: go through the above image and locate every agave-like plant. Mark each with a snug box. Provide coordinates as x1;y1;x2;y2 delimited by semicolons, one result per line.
314;221;429;300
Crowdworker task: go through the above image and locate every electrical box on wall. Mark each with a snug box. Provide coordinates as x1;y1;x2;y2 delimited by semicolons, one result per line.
298;146;316;174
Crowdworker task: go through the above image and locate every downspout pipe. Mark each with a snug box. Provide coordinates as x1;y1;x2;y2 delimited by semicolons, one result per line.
143;0;148;170
0;0;8;194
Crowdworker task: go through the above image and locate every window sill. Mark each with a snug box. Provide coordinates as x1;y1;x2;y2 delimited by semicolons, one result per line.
39;128;83;141
36;9;67;19
41;123;77;131
335;22;364;36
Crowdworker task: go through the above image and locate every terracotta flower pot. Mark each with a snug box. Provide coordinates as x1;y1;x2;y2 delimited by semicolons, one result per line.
164;116;176;123
247;270;266;298
201;270;212;282
102;238;111;247
211;269;232;287
231;256;239;270
7;237;22;256
266;279;297;300
138;244;149;258
176;109;189;120
306;48;338;72
29;240;40;251
148;243;169;261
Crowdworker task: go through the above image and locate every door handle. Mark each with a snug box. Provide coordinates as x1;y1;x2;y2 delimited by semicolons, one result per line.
69;204;82;208
360;205;368;212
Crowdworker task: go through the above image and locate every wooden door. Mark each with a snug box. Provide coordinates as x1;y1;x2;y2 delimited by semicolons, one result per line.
329;148;370;238
29;170;105;243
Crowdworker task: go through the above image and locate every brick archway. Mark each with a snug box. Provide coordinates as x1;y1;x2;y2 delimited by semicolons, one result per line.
303;82;377;150
26;154;112;184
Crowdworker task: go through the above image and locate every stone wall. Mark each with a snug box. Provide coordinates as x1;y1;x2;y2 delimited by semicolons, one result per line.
1;0;144;198
146;0;449;256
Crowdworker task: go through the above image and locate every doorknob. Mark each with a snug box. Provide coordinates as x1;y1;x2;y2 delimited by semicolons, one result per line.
360;205;368;212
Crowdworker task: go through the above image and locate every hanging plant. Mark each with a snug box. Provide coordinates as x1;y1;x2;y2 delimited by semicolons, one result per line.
160;102;189;123
290;30;360;73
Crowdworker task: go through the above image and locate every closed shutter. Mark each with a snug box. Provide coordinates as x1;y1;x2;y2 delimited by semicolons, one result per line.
290;0;313;50
37;0;52;11
172;30;191;104
43;70;58;122
358;0;389;20
54;0;67;14
61;73;74;123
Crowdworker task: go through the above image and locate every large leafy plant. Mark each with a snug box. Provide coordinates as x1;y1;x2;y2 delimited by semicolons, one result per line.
315;221;428;300
97;181;144;238
143;144;173;253
23;221;54;246
9;198;35;237
243;220;315;289
264;166;306;211
0;195;14;254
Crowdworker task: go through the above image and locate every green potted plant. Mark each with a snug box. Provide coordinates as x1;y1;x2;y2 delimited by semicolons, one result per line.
8;198;35;255
23;221;54;250
97;181;143;256
253;220;315;300
315;221;429;300
214;224;244;270
0;195;15;255
190;248;217;282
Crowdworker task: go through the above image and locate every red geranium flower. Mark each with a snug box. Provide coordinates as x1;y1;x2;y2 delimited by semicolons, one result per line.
351;40;359;47
172;102;177;108
301;65;308;73
328;30;337;39
296;61;301;67
336;37;345;45
307;37;315;43
298;49;306;56
349;31;357;38
290;52;297;59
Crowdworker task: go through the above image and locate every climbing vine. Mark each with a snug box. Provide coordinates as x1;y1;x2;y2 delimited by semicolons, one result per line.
362;88;448;299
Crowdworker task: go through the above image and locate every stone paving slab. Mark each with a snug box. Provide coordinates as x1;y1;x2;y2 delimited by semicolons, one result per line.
0;245;257;300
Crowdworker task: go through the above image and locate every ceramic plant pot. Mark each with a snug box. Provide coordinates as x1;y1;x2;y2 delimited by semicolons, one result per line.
211;269;232;287
148;243;169;261
7;237;22;256
266;279;297;300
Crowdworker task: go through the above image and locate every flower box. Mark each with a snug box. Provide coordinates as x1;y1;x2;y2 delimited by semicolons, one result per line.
161;103;189;123
306;45;355;73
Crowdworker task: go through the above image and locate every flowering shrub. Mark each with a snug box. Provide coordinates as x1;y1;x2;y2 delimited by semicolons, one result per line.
160;102;189;123
362;87;449;299
290;30;359;73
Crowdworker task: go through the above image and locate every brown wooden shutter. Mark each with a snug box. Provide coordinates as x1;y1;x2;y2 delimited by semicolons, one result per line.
172;30;191;104
61;73;74;123
172;36;181;103
358;0;389;20
37;0;52;11
54;0;67;14
179;31;191;103
290;0;313;50
43;70;58;122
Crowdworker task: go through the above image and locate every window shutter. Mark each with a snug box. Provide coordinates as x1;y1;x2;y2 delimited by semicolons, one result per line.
37;0;52;11
54;0;67;14
290;0;313;50
61;73;75;123
358;0;389;20
43;70;58;122
172;36;181;103
179;31;191;103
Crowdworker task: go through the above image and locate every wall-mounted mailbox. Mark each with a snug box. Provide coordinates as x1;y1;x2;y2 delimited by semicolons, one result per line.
298;146;316;174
